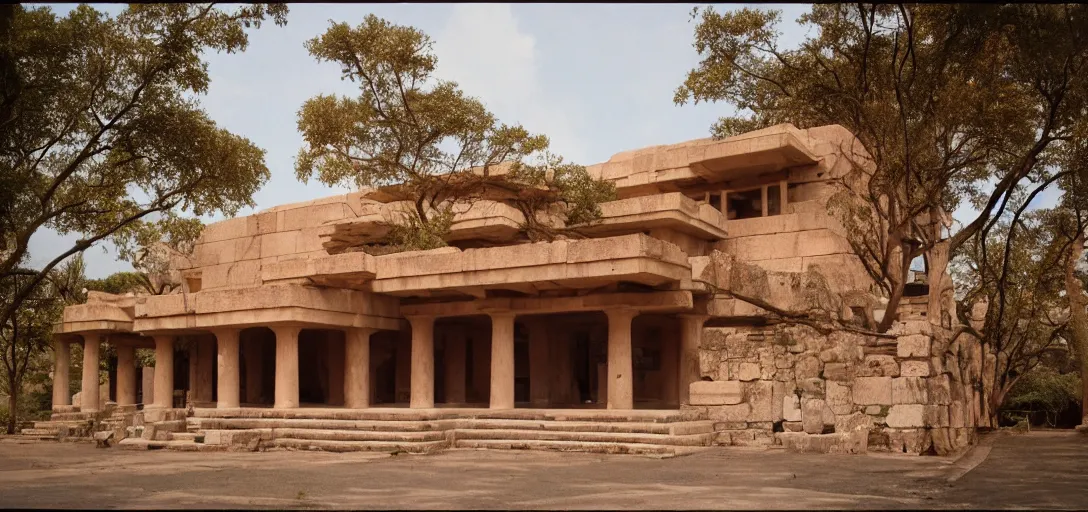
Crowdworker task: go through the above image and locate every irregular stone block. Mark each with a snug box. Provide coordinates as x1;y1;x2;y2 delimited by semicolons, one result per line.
746;381;775;422
927;375;952;405
892;377;928;404
823;362;853;382
887;428;931;454
777;431;867;454
783;395;802;422
949;401;965;428
802;398;826;434
737;362;760;381
857;355;899;378
795;355;822;380
709;403;751;423
834;412;873;434
886;404;925;428
689;380;743;406
897;334;931;358
783;421;803;432
853;377;892;405
826;381;853;415
799;378;825;398
900;361;930;377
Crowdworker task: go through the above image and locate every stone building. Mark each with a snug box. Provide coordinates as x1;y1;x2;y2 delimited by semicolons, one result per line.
33;124;981;456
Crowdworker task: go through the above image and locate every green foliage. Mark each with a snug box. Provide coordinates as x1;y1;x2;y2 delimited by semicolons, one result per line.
85;272;146;295
0;3;287;334
296;15;612;250
385;206;454;252
675;4;1088;332
1001;367;1082;427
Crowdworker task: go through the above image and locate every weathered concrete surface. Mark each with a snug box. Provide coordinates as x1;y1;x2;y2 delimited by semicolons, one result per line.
1;431;1084;509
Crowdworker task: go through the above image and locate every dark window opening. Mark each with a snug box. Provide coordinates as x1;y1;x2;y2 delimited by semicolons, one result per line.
726;189;763;220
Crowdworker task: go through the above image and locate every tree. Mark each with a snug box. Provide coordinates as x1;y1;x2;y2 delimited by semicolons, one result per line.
0;3;289;341
0;256;84;434
295;15;613;253
952;206;1075;426
674;4;1088;333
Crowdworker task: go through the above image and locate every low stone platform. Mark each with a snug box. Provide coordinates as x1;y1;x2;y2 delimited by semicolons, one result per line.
140;407;715;458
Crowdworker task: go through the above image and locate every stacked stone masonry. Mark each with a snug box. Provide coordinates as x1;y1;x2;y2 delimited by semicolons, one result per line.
36;123;982;457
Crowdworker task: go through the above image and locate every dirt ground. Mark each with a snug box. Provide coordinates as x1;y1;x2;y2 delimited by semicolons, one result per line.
0;430;1084;510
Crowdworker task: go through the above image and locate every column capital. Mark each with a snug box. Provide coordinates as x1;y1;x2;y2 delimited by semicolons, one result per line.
345;326;378;338
270;325;303;337
603;307;639;321
487;311;517;321
151;334;175;344
209;327;242;339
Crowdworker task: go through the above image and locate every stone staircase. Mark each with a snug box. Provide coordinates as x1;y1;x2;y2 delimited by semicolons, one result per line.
120;408;714;458
20;410;97;440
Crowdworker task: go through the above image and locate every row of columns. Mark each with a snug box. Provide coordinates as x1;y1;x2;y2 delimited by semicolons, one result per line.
55;312;708;412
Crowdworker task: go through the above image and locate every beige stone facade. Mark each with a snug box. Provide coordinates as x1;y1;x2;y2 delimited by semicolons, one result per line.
42;124;980;455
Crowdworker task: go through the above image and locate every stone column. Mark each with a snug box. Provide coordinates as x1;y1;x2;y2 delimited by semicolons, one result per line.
489;313;516;409
605;308;638;410
116;344;137;406
142;365;155;406
197;336;216;403
444;326;467;405
677;314;707;406
152;335;174;409
272;326;301;409
52;337;72;409
408;316;435;408
244;337;262;404
344;328;374;409
214;329;241;408
79;335;101;413
527;319;550;408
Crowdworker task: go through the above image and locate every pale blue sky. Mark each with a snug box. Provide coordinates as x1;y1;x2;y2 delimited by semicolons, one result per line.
27;4;1056;278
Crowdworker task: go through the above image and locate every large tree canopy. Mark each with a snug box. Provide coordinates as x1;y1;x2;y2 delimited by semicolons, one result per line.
0;3;288;331
675;4;1088;332
296;15;613;252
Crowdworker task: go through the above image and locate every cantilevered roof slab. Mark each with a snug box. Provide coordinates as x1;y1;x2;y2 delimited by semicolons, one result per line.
368;234;691;298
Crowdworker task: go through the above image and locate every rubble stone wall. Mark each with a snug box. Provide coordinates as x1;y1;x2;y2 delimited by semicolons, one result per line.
684;319;981;455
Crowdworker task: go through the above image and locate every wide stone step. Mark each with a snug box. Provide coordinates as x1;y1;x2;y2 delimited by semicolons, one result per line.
152;420;188;433
454;439;697;457
168;432;203;442
49;412;94;421
118;438;225;452
272;428;449;443
194;407;700;424
190;417;453;432
461;419;713;436
269;438;449;454
20;428;59;439
454;428;712;446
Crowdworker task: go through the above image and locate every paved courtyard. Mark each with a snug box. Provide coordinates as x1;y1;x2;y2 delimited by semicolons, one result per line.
0;431;1084;510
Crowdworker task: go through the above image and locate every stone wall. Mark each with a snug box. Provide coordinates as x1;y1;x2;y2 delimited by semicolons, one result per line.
685;319;980;455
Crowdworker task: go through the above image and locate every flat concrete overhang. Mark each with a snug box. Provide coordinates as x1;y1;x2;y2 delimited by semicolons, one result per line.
399;290;694;318
368;234;692;298
575;192;727;241
54;302;134;335
132;283;403;332
591;125;820;199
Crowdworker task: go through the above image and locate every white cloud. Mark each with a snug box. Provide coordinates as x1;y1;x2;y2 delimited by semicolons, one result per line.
433;4;588;164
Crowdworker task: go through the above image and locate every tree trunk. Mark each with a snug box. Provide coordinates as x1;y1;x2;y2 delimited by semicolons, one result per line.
1064;231;1088;425
5;386;15;435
